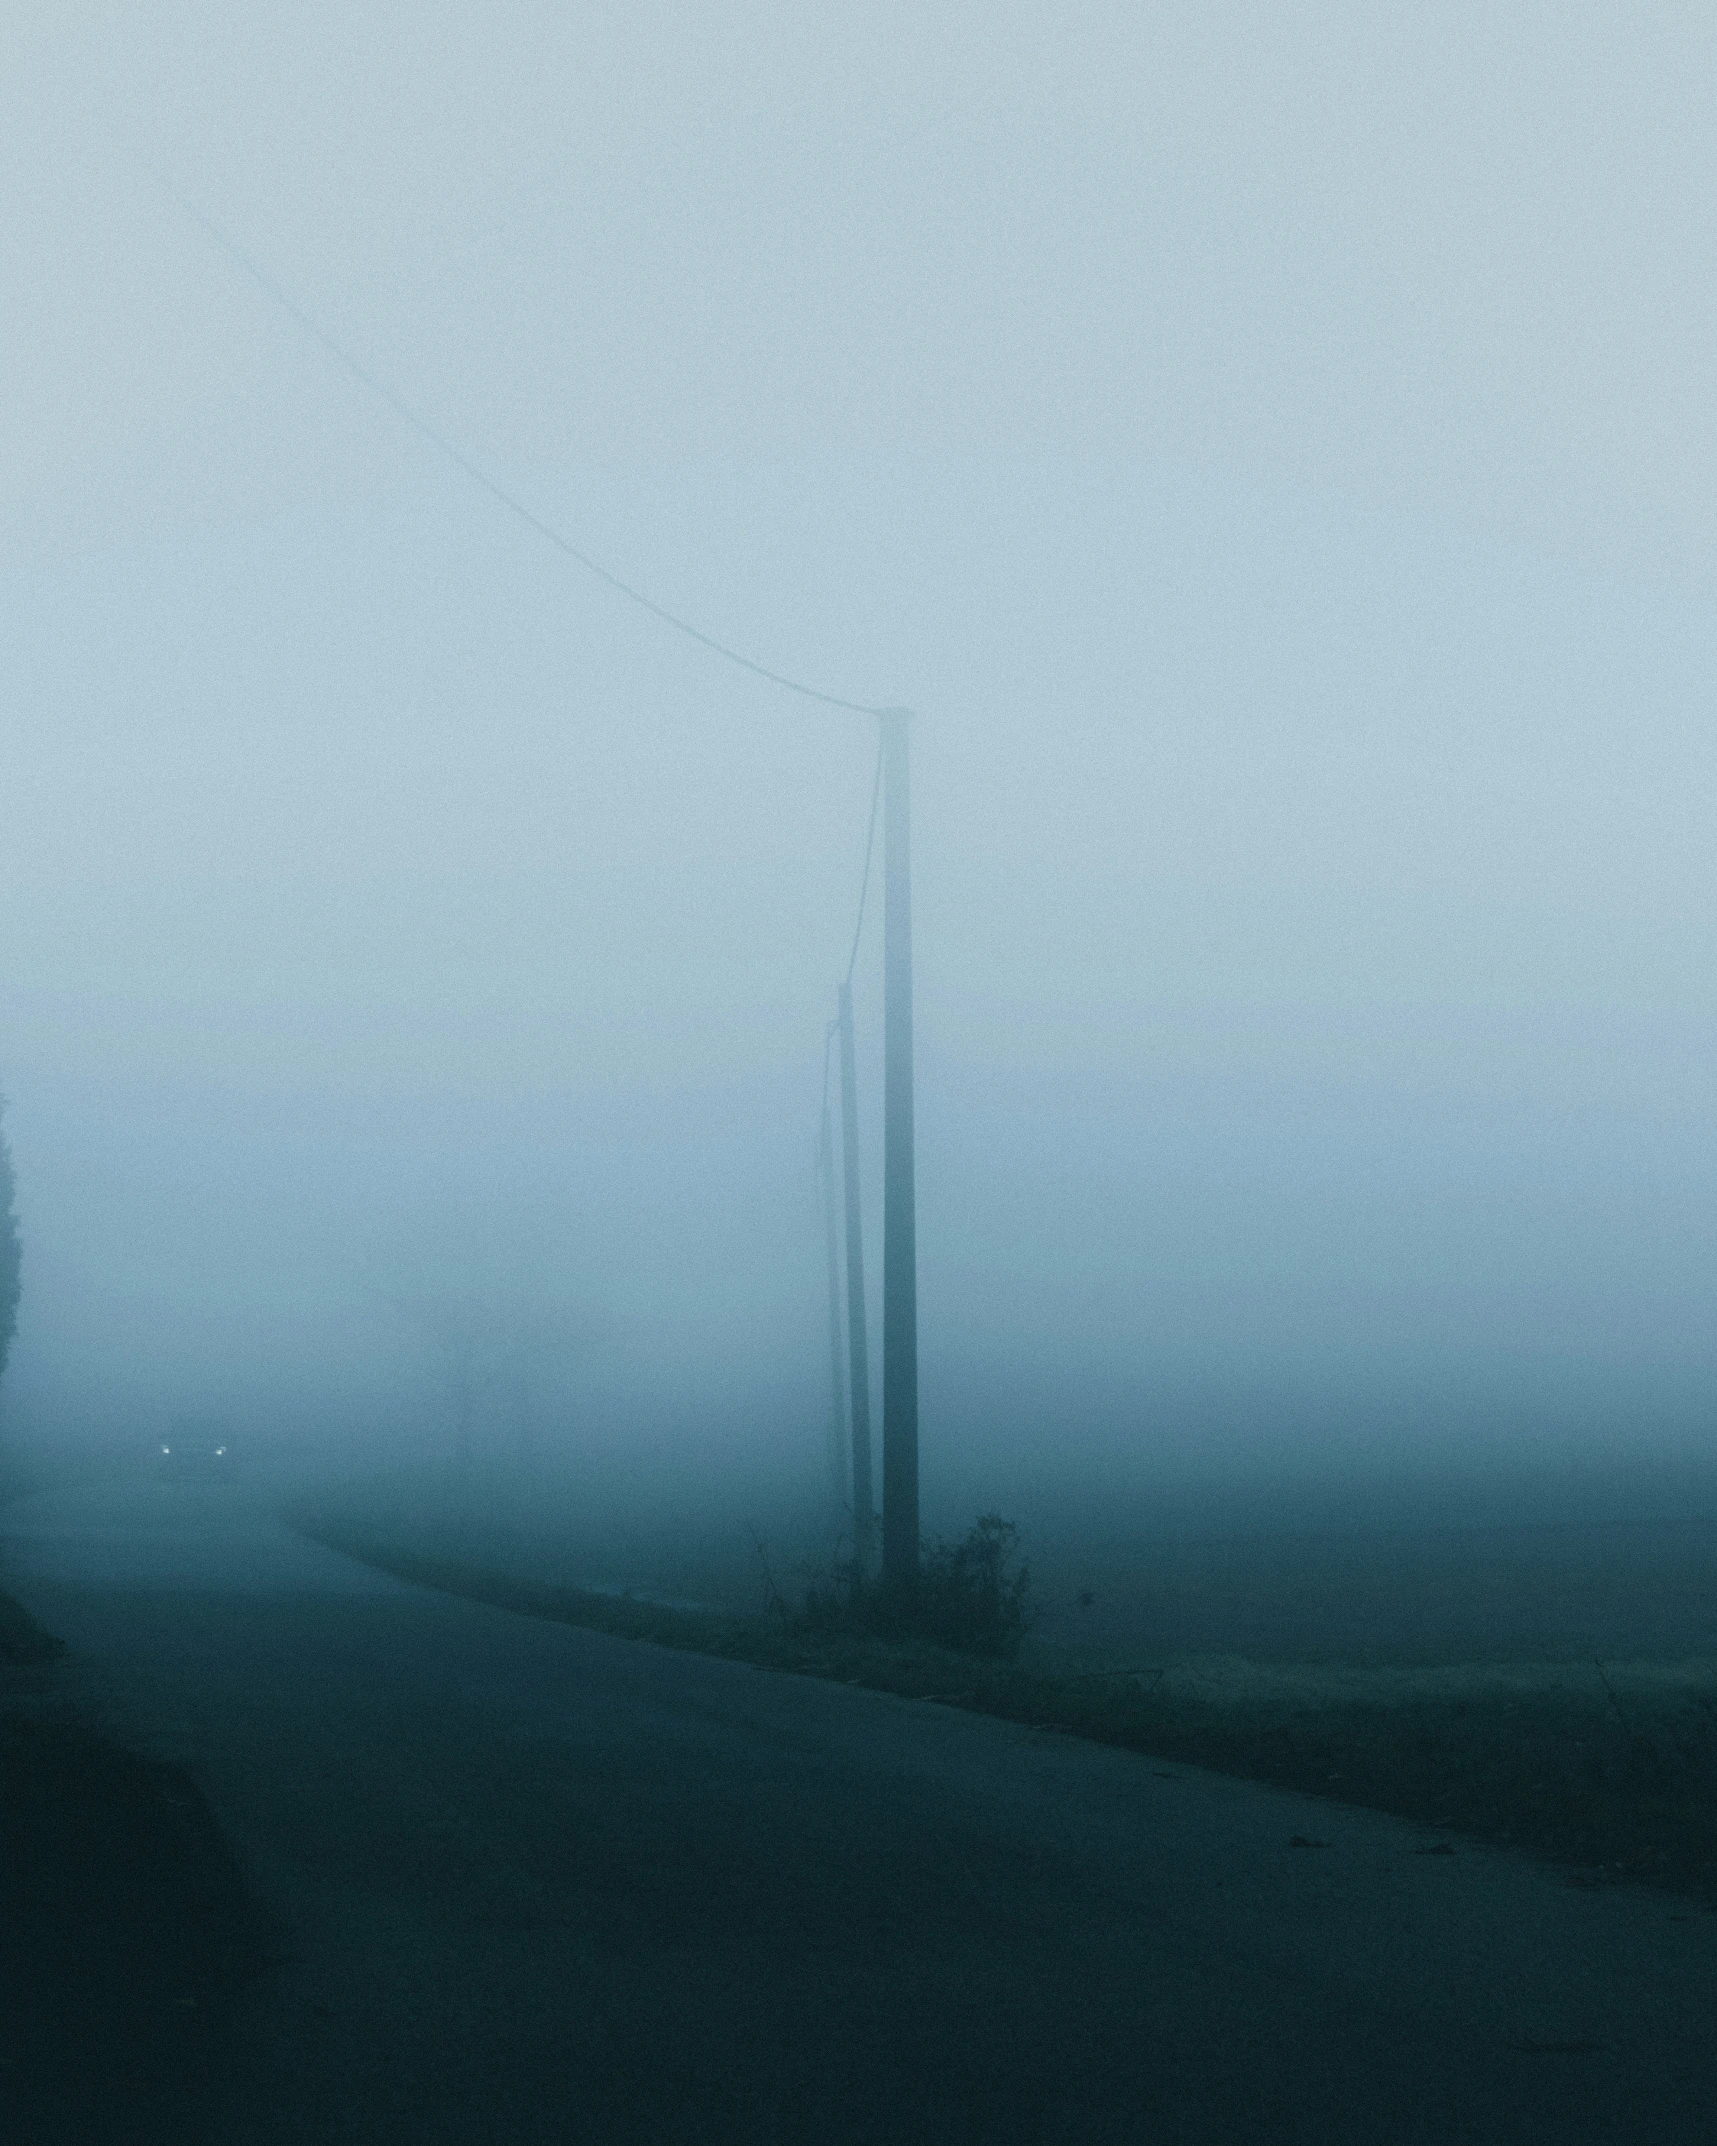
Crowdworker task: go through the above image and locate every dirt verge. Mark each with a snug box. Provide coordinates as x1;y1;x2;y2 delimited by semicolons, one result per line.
0;1594;270;2145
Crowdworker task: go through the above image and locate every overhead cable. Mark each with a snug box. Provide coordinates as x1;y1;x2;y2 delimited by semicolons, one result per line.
135;155;892;720
842;737;884;992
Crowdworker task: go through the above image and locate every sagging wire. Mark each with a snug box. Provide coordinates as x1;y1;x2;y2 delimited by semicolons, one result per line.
135;153;892;721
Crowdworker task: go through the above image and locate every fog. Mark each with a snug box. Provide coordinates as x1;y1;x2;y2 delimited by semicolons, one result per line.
5;4;1716;1531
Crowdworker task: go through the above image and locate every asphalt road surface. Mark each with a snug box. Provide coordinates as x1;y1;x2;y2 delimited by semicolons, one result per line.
5;1475;1716;2144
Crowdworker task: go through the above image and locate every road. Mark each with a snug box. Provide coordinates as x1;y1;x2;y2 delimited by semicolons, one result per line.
4;1474;1715;2143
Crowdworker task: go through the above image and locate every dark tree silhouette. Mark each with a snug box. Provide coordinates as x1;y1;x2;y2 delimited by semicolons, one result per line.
0;1101;19;1381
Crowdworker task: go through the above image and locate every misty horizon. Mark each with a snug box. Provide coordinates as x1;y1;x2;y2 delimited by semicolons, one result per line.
6;4;1716;1510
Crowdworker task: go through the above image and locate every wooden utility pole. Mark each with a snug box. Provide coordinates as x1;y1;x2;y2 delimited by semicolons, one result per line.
880;708;919;1586
836;982;875;1576
817;1095;850;1527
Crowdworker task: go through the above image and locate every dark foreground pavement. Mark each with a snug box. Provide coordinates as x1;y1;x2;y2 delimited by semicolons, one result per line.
4;1477;1715;2144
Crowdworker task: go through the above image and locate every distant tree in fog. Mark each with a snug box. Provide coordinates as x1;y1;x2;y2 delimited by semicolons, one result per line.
0;1100;18;1380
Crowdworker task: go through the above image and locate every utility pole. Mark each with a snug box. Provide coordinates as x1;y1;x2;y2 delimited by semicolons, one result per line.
817;1093;850;1530
880;708;919;1587
837;982;875;1577
447;1334;476;1549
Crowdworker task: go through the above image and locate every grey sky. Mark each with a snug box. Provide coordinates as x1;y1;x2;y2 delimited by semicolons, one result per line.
4;5;1714;1493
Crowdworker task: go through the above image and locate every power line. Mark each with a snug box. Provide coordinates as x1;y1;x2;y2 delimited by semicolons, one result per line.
130;155;903;1167
134;154;892;720
842;736;884;991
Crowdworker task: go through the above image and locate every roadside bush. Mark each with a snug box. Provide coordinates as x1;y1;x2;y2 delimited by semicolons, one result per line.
798;1514;1034;1660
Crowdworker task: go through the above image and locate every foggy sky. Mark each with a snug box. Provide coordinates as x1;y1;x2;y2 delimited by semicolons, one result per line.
5;5;1715;1498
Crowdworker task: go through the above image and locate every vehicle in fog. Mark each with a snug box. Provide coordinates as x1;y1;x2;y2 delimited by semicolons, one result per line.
156;1424;233;1479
